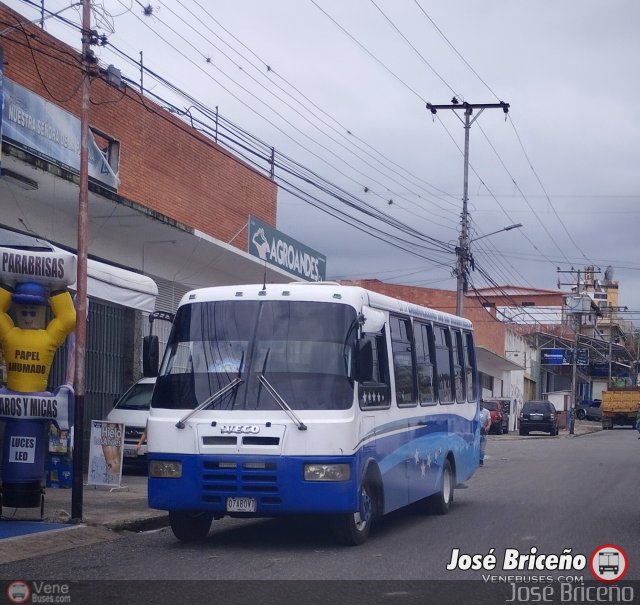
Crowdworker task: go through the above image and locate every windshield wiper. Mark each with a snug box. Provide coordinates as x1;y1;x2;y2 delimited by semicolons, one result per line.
175;377;243;429
257;374;307;431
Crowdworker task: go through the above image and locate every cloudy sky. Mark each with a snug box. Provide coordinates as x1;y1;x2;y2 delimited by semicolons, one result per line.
5;1;640;320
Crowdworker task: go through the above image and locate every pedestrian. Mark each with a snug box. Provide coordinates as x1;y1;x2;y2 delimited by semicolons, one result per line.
479;399;492;466
135;420;148;453
636;404;640;439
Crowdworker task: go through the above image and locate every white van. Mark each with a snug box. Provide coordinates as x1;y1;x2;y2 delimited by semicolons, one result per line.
106;377;155;460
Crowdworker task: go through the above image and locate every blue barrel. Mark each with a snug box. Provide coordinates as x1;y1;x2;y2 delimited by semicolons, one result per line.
2;419;48;508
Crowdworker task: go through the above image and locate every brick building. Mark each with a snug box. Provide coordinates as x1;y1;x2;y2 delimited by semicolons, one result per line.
0;3;299;434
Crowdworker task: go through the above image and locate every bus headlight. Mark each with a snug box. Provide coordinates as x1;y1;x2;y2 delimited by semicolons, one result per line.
304;463;350;481
149;460;182;478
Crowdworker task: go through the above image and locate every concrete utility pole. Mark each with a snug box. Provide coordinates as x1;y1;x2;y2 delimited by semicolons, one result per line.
570;313;580;435
426;100;509;317
72;0;92;522
558;268;586;435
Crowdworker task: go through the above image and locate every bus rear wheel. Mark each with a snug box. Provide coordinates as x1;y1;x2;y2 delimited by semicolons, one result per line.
426;458;454;515
334;481;374;546
169;510;214;542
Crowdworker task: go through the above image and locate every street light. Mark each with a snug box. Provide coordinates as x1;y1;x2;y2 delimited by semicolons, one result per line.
456;223;523;316
470;223;523;243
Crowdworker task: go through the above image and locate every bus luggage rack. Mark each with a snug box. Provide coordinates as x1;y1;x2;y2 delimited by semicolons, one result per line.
201;460;281;506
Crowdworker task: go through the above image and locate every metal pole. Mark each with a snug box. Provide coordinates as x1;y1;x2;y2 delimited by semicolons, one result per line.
426;101;509;317
608;318;613;388
71;0;91;522
570;314;579;435
456;107;472;317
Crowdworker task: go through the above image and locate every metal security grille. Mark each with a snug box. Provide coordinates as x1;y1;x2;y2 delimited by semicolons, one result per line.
49;299;133;430
85;301;133;421
146;277;190;362
154;277;190;314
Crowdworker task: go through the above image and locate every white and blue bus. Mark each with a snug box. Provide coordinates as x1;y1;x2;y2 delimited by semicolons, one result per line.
146;283;480;545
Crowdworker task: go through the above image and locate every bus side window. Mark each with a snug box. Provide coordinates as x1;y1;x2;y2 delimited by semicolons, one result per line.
463;332;478;401
358;330;391;409
434;326;453;403
390;315;416;406
415;322;435;405
452;330;466;403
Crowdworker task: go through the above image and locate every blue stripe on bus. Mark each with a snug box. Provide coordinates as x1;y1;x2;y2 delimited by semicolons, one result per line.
148;412;479;516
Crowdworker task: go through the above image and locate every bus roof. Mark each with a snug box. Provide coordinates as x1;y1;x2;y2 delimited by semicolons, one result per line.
178;283;473;331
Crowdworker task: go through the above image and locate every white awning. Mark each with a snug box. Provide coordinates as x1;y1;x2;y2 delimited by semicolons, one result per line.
476;346;525;372
0;228;157;313
83;258;158;313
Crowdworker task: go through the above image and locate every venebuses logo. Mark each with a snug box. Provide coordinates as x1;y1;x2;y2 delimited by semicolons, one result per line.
590;544;628;583
7;580;30;604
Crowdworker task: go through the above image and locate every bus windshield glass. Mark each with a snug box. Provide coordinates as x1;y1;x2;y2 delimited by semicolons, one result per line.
152;300;358;411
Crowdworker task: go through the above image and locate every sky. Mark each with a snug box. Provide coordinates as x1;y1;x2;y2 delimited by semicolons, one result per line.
4;0;640;322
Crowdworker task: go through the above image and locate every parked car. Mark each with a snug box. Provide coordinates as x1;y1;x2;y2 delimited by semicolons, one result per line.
519;400;559;436
484;398;511;434
575;399;602;421
105;377;155;462
483;399;509;434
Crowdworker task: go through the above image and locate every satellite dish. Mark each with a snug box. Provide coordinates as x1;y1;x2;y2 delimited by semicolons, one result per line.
604;265;614;281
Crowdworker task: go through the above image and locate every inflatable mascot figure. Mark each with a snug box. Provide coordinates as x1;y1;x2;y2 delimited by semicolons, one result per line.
0;245;76;511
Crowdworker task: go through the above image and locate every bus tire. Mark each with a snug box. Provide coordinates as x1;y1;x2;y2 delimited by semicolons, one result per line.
169;510;214;542
334;480;374;546
426;458;454;515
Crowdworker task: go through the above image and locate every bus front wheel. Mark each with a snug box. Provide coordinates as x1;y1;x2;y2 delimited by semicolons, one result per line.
169;510;214;542
334;481;374;546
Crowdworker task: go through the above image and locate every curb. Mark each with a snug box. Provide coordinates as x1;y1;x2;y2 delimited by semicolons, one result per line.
104;513;170;533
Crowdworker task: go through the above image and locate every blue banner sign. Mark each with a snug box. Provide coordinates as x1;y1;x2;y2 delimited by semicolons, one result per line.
541;348;570;365
248;216;326;282
576;348;589;366
2;78;119;190
541;348;589;366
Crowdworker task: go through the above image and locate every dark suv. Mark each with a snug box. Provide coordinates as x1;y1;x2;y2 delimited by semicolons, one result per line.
519;400;559;436
483;399;508;434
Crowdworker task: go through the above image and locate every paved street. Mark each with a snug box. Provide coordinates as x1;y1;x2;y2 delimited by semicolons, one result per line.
1;427;638;582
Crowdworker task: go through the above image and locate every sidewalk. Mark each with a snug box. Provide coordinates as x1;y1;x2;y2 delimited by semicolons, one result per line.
2;471;167;531
490;418;602;440
22;421;603;527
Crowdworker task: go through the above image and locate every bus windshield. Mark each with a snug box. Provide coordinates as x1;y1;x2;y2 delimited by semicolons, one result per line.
152;299;358;411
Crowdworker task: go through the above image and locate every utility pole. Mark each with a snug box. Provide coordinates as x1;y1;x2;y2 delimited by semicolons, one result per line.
426;100;510;317
558;267;585;435
72;0;92;522
570;313;580;435
606;305;627;388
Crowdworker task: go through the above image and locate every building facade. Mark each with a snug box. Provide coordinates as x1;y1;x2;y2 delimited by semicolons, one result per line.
0;3;300;444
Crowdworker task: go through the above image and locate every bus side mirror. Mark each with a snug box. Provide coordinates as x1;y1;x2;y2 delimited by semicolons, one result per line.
354;339;373;383
361;306;385;334
143;335;159;377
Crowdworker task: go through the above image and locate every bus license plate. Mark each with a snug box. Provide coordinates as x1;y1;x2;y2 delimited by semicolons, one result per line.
123;448;137;458
226;497;256;513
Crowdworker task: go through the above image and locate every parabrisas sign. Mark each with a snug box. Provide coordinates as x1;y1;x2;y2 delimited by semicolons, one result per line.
248;216;326;282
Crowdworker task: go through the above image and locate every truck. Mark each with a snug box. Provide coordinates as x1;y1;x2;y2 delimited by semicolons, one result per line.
601;388;640;429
